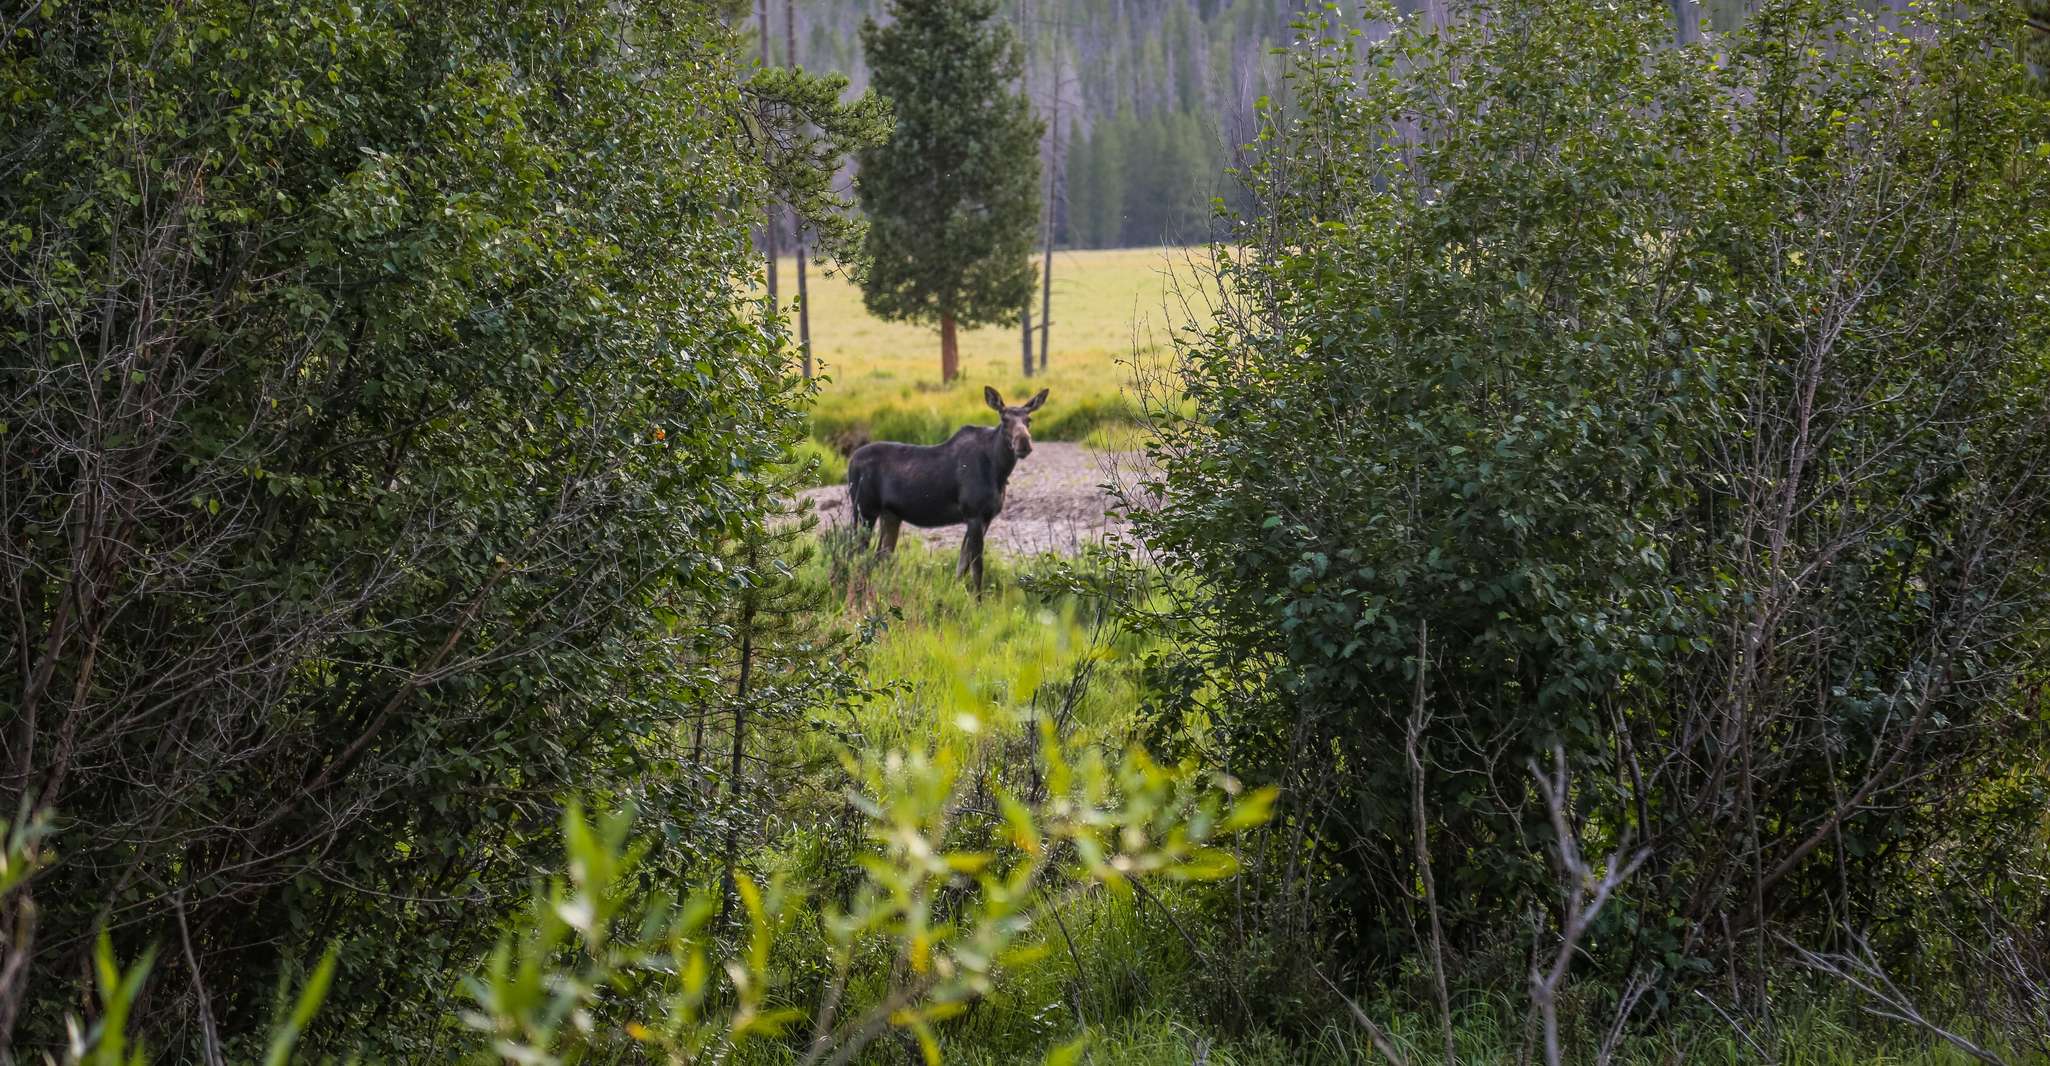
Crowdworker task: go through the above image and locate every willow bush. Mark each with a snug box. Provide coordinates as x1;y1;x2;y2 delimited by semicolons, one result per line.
0;0;878;1055
1129;0;2050;1036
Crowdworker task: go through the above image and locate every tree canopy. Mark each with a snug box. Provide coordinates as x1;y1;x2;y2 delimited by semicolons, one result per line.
856;0;1043;381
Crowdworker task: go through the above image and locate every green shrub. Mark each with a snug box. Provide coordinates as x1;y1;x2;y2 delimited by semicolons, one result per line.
1129;0;2050;1028
0;0;876;1052
780;436;849;488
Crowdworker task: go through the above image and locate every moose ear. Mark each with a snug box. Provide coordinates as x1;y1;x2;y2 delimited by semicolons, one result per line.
984;386;1005;412
1022;388;1049;413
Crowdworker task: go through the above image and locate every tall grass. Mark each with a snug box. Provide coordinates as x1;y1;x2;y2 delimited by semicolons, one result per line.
798;537;1144;753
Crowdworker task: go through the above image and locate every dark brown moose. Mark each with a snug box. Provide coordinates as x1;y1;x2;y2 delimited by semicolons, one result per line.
845;386;1049;591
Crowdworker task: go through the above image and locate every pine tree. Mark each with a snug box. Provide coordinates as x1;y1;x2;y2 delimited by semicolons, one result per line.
693;467;853;920
1120;110;1167;245
856;0;1044;382
1064;118;1095;246
1157;110;1213;244
1090;118;1127;247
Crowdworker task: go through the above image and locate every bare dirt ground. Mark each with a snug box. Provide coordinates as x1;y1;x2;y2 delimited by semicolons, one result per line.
797;442;1145;558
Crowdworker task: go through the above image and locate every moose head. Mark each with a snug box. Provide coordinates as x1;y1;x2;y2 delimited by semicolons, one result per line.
985;386;1049;460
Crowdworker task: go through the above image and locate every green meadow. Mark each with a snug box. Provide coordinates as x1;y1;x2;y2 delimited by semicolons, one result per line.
768;247;1209;471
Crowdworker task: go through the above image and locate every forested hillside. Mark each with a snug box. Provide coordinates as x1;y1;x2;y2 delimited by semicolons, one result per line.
777;0;1289;247
775;0;1762;249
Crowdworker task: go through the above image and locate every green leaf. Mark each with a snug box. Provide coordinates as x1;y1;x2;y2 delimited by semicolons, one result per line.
263;945;339;1066
1221;786;1280;834
1043;1032;1093;1066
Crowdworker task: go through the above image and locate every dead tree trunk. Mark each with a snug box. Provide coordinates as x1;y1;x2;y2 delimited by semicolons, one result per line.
758;0;779;318
1022;307;1034;377
1038;24;1061;372
787;0;812;379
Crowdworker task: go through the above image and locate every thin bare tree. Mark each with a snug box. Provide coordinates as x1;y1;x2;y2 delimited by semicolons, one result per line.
759;0;780;318
1528;748;1649;1066
787;0;812;379
1037;16;1062;373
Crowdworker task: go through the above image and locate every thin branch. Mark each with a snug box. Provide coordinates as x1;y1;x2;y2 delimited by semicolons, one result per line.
1313;966;1410;1066
1785;931;2010;1066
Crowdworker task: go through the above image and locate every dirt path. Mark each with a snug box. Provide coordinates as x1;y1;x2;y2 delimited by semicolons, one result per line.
798;442;1144;558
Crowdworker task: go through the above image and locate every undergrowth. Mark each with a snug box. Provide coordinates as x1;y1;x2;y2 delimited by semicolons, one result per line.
760;539;2022;1065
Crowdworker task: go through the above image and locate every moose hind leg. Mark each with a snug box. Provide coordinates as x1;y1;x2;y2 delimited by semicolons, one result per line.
878;514;902;555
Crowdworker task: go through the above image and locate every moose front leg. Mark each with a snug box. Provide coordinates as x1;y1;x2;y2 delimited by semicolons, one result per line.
956;519;987;592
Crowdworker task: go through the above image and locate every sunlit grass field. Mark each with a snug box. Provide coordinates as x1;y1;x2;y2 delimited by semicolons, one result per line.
767;247;1212;465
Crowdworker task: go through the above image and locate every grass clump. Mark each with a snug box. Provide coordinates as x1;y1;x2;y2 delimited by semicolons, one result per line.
777;435;847;489
800;538;1144;754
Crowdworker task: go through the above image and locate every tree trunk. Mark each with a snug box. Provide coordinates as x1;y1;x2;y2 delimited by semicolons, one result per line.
719;535;760;922
1671;0;1698;44
1039;32;1060;373
941;312;959;383
1021;307;1034;377
794;235;810;379
787;0;812;379
758;0;779;317
1038;225;1053;372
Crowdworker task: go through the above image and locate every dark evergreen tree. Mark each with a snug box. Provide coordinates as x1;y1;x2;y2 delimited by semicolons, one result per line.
856;0;1044;382
1119;110;1167;245
1092;117;1130;247
1062;117;1096;246
1158;110;1216;243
